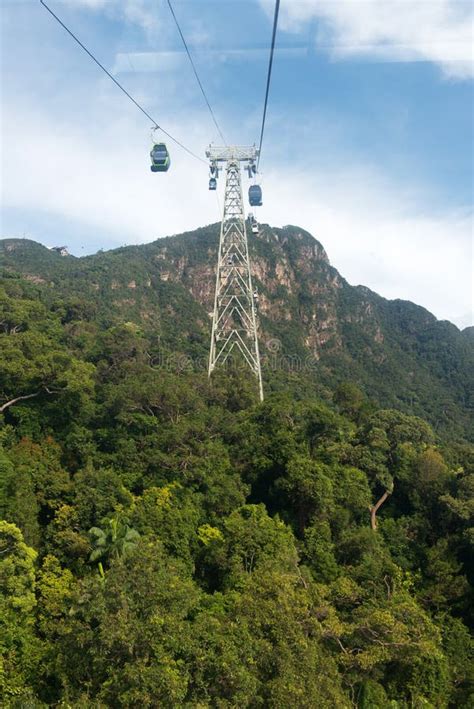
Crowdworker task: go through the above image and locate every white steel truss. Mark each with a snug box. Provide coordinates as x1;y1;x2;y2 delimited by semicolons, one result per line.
206;145;259;163
208;149;263;401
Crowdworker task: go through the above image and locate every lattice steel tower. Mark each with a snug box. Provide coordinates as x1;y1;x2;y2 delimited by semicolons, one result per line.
206;145;264;401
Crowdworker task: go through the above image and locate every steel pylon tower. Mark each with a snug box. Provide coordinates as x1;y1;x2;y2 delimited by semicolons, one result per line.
206;145;264;401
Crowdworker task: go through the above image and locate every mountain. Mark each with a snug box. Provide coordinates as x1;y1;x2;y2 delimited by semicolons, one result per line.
1;227;473;707
1;224;472;439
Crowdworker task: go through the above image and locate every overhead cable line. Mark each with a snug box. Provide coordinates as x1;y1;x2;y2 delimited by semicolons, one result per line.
166;0;227;145
39;0;207;164
257;0;280;170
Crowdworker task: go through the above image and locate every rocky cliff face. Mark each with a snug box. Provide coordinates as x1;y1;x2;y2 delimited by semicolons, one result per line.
1;224;472;439
139;224;348;361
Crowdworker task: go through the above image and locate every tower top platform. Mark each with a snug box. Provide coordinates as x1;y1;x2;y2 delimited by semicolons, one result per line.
206;145;259;162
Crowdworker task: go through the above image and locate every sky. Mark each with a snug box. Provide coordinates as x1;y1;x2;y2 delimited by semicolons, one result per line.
0;0;473;327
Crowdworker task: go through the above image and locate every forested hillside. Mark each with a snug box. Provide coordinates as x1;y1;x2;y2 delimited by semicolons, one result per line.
0;231;473;707
1;227;472;440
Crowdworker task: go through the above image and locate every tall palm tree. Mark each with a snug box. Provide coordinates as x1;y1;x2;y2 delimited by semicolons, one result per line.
89;514;140;565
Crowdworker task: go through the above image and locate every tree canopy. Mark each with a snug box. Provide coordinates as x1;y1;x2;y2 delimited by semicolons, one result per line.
0;268;472;707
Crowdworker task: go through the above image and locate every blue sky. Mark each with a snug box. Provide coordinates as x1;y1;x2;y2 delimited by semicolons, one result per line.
1;0;473;326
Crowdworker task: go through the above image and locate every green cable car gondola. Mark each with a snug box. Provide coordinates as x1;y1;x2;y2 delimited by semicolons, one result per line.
150;142;170;172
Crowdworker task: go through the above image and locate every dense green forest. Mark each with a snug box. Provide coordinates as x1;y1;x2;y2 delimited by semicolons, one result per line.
1;235;473;707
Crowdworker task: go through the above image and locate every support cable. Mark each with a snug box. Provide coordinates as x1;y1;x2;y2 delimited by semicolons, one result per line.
257;0;280;170
39;0;207;164
166;0;227;145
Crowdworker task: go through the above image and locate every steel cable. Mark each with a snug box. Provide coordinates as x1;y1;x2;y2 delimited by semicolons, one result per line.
166;0;227;145
257;0;280;170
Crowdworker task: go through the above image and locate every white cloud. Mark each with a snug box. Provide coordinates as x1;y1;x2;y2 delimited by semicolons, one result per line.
258;165;473;326
113;47;307;75
61;0;108;8
1;99;472;327
260;0;474;79
113;52;185;75
1;103;215;245
59;0;162;33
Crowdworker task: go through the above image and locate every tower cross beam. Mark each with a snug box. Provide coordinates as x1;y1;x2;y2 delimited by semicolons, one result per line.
206;145;259;163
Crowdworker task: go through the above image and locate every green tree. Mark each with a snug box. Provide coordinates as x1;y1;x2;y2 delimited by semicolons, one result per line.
89;514;140;566
350;410;435;529
0;443;40;548
0;521;40;704
198;504;299;592
333;381;367;420
303;519;339;583
189;567;349;707
275;455;334;533
132;483;200;571
338;589;450;706
73;464;133;530
35;555;75;704
55;540;199;707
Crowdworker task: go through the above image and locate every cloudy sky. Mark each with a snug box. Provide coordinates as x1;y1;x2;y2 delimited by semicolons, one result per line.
1;0;473;327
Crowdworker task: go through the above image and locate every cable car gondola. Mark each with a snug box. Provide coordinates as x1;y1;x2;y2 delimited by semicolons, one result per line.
209;177;217;190
150;143;170;172
249;184;262;207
